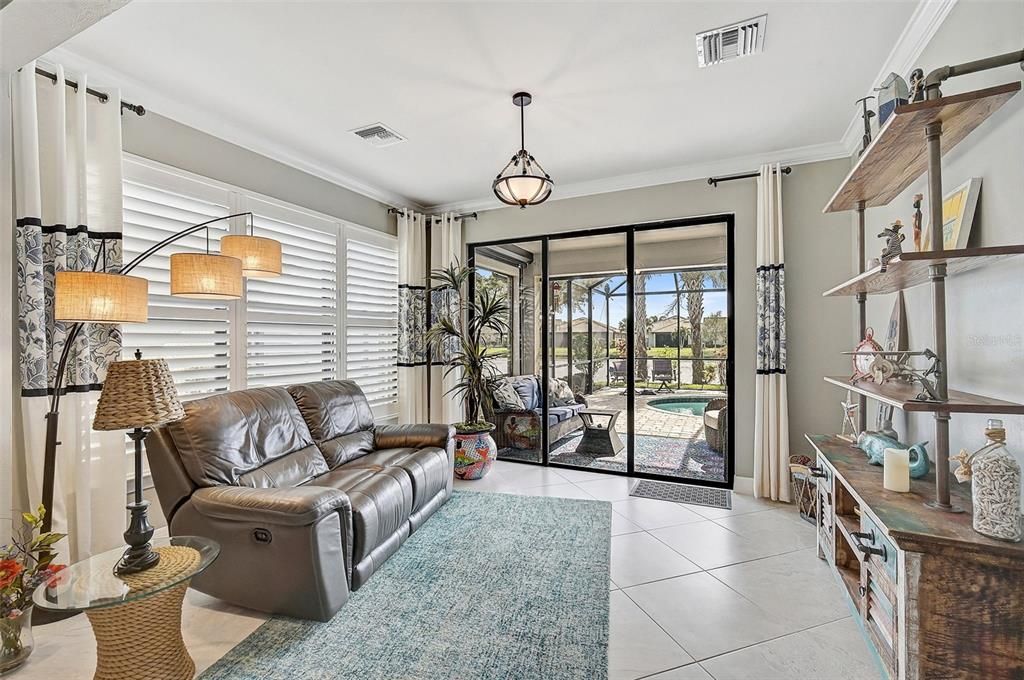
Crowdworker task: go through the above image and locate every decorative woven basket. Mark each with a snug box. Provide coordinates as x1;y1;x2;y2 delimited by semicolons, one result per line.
789;454;817;524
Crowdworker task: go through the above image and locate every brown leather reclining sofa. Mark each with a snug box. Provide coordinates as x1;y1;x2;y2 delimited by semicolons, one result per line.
145;379;455;621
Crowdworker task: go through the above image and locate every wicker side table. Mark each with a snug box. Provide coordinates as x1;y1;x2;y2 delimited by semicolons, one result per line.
33;536;219;680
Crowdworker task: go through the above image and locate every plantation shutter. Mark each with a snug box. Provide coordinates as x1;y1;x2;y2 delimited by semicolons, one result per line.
246;204;339;388
344;234;399;417
120;176;232;398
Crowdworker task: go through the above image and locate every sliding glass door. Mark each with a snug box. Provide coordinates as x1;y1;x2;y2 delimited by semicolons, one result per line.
468;216;733;490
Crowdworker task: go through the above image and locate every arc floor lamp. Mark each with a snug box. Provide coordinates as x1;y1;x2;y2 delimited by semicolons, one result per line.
40;211;282;542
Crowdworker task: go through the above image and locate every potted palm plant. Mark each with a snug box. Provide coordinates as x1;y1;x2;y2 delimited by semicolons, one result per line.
425;262;510;480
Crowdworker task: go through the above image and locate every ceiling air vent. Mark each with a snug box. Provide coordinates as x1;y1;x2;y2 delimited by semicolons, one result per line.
351;123;406;148
696;14;766;68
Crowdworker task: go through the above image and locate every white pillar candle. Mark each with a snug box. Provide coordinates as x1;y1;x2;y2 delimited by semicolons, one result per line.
883;448;911;492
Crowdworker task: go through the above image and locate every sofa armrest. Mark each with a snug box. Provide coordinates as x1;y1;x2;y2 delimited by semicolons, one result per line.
191;486;350;527
374;423;454;450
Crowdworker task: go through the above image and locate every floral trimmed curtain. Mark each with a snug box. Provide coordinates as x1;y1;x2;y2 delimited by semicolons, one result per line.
396;210;463;425
12;63;126;560
753;163;791;502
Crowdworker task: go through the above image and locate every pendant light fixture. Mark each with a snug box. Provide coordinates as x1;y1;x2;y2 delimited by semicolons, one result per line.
492;91;554;209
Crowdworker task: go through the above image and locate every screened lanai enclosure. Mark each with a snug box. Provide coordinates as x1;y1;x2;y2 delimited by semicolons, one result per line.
468;218;733;488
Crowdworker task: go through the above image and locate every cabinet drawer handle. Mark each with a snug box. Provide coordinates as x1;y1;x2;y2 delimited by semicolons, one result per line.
853;529;888;560
858;585;867;597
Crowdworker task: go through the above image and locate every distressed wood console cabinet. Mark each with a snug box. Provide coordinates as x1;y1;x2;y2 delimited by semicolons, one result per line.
808;434;1024;679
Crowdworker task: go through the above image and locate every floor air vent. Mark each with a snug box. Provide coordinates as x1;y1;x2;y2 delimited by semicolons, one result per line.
351;122;406;148
631;480;732;509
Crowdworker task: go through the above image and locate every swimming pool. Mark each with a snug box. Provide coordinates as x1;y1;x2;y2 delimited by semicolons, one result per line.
648;396;715;416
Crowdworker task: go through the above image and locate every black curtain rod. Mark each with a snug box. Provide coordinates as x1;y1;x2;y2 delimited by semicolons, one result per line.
33;67;146;116
707;166;791;187
387;207;478;221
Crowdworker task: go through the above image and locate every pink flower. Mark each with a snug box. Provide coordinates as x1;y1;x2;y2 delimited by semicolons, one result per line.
6;608;22;619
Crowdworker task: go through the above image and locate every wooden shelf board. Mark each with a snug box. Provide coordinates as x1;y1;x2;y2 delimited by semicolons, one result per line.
806;434;1024;558
823;245;1024;297
823;376;1024;414
824;82;1020;213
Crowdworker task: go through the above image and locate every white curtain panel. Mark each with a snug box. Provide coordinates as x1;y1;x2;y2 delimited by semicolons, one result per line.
753;163;790;501
397;209;428;424
12;63;126;560
429;212;463;425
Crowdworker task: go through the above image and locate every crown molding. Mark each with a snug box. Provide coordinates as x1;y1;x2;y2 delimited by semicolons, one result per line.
45;46;426;212
426;140;852;214
839;0;958;155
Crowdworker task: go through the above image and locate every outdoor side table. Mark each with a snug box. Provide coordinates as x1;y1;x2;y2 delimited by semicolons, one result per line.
33;535;219;680
577;409;625;457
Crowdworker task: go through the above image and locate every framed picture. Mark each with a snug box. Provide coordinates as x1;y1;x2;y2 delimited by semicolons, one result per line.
922;177;981;251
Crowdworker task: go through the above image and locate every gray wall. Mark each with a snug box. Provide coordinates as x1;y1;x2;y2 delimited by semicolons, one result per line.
860;1;1024;475
121;111;394;234
466;157;854;478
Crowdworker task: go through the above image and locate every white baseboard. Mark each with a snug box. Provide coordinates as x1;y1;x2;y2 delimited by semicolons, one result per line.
733;476;754;496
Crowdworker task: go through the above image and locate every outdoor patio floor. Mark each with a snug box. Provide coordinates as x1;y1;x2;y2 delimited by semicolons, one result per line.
498;387;728;483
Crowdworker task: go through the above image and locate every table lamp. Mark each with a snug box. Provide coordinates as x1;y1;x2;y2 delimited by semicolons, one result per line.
92;351;185;575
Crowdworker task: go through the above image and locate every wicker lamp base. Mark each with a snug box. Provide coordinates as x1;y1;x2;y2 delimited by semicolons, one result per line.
85;546;200;680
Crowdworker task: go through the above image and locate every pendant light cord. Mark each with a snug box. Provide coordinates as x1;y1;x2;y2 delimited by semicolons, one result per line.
520;102;525;152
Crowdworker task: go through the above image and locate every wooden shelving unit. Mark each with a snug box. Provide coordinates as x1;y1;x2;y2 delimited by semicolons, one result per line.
824;82;1020;212
809;71;1024;679
823;376;1024;415
822;245;1024;297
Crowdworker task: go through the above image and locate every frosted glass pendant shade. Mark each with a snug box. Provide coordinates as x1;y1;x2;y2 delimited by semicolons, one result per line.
54;271;148;323
220;235;282;278
170;253;243;299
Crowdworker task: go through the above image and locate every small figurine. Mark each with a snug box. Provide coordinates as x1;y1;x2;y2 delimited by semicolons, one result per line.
855;96;876;155
839;390;861;442
907;68;926;103
910;194;924;251
878;220;905;272
876;72;910;125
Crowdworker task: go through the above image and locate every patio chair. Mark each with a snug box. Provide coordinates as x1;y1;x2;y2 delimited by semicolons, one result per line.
652;358;675;393
609;359;627;385
704;398;728;453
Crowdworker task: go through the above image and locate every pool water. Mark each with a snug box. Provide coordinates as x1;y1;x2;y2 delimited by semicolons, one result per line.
648;397;714;416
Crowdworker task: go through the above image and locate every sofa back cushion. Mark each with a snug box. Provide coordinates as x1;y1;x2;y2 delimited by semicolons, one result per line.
508;375;540;411
166;386;328;488
287;380;376;467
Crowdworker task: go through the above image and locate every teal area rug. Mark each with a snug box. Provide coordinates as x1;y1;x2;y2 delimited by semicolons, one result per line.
200;491;611;680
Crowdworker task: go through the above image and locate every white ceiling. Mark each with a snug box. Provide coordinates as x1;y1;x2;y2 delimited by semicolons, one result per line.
51;0;920;211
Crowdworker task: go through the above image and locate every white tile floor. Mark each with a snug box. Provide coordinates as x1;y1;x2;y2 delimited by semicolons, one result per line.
18;460;878;680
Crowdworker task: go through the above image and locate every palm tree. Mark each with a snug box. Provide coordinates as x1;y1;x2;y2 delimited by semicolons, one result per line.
666;269;727;385
634;273;650;382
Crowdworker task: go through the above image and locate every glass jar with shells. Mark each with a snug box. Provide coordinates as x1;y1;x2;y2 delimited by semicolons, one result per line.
954;419;1022;542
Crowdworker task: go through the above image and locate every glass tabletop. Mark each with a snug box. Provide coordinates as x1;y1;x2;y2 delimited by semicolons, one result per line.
32;536;219;612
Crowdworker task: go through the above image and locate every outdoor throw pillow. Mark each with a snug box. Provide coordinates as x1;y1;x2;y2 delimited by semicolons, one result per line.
548;378;576;407
492;379;526;411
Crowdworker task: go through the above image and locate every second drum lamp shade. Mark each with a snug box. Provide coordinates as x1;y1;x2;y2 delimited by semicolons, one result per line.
220;235;282;278
170;253;243;299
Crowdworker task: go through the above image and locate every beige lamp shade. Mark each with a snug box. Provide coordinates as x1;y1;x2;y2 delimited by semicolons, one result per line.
54;271;148;323
169;252;243;299
93;356;185;430
220;235;282;278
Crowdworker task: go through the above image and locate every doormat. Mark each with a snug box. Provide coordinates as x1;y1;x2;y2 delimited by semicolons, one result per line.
630;479;731;509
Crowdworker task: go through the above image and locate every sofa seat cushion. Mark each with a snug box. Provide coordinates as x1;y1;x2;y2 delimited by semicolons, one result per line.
311;467;413;567
548;403;584;423
341;448;449;515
